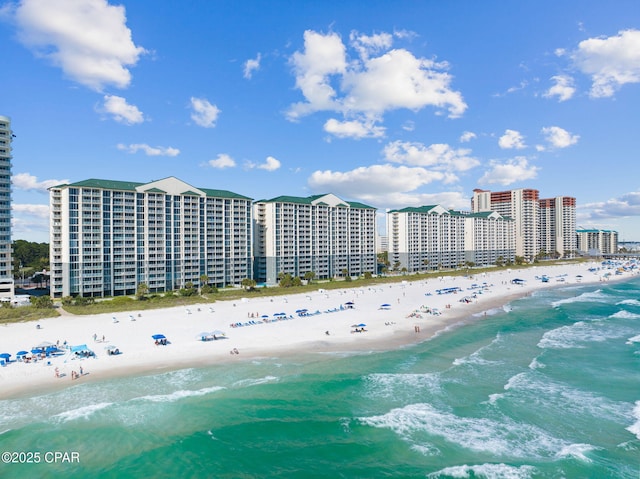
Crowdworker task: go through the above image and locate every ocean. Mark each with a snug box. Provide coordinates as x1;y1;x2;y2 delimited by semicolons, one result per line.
1;277;639;478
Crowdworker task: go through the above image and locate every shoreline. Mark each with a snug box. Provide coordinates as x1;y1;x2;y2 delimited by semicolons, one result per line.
0;261;636;400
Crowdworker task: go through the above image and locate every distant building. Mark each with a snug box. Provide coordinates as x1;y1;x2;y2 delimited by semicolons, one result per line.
0;116;14;298
253;193;377;285
539;196;577;259
576;229;618;256
49;177;253;298
472;188;539;261
376;235;388;253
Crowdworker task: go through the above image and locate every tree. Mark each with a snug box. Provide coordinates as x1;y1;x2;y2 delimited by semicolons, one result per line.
136;282;149;300
199;274;209;294
241;278;257;291
304;271;315;284
30;295;54;309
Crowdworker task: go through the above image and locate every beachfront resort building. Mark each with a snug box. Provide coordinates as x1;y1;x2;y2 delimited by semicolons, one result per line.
0;116;14;298
576;229;618;256
253;194;377;285
539;196;577;259
387;206;515;272
387;205;466;272
49;177;253;298
472;188;540;261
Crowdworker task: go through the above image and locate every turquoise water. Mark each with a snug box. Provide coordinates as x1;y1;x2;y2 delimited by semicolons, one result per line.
1;278;639;478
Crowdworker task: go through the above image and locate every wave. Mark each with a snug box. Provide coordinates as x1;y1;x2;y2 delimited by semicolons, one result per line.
358;402;582;459
626;334;640;345
527;357;545;370
538;320;629;350
452;333;503;367
617;299;640;307
556;443;597;462
132;385;224;403
551;289;608;308
610;310;640;320
501;372;631;423
232;375;279;388
364;372;442;400
426;463;537;478
627;401;640;440
53;402;113;422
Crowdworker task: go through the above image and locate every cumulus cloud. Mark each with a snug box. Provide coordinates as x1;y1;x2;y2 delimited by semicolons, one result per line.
243;53;261;79
582;191;640;219
11;0;145;91
12;203;50;241
498;129;526;149
190;97;221;128
102;95;144;124
117;143;180;156
246;156;281;171
570;29;640;98
324;118;385;139
287;29;466;135
208;153;235;169
540;126;579;149
307;164;470;210
544;75;576;101
478;156;539;186
459;131;477;143
383;140;479;174
12;172;68;192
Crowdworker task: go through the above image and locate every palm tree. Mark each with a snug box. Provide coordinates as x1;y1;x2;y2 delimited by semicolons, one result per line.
199;274;209;294
136;282;149;300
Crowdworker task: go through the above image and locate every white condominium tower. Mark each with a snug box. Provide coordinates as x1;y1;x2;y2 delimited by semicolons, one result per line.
0;116;13;297
253;193;377;285
576;229;618;256
49;177;253;298
387;205;466;272
461;211;516;266
539;196;577;259
472;188;540;261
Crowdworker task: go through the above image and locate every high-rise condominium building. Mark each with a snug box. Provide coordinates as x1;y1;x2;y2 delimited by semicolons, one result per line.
461;211;516;266
253;193;377;285
539;196;577;258
49;177;253;298
576;229;618;256
0;116;13;298
472;188;540;261
387;205;466;272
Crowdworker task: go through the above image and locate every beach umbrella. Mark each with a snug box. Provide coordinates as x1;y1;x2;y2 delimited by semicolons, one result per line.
211;330;225;336
0;353;11;360
196;332;212;340
16;350;29;357
45;346;59;355
357;323;366;327
104;344;118;350
152;334;166;340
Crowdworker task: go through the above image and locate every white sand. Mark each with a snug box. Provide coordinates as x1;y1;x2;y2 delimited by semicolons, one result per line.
0;262;634;399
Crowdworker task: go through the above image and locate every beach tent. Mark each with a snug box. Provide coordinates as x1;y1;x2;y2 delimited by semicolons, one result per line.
196;332;213;341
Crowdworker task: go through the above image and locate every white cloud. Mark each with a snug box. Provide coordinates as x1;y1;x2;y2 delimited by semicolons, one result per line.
459;131;477;143
12;203;50;242
544;75;576;102
582;191;640;219
541;126;579;149
243;53;261;79
287;29;466;127
12;172;68;192
246;156;281;171
498;129;526;149
571;29;640;98
12;0;145;91
383;140;479;174
323;118;385;139
478;156;539;186
117;143;180;156
102;95;144;124
208;153;236;169
190;97;221;128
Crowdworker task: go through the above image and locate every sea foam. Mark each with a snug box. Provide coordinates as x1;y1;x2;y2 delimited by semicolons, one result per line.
626;401;640;440
551;289;607;308
426;463;537;479
53;402;113;422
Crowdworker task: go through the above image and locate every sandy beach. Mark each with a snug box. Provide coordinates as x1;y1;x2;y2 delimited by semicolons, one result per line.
0;261;635;399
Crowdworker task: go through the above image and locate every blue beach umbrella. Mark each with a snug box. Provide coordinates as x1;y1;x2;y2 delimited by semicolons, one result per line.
16;350;29;357
357;323;366;327
0;353;11;359
152;334;166;340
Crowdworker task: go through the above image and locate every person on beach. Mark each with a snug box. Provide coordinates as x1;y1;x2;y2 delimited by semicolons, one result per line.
54;367;59;378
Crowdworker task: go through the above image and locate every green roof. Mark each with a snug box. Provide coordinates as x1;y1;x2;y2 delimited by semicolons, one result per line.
388;205;441;214
52;178;252;200
255;193;375;209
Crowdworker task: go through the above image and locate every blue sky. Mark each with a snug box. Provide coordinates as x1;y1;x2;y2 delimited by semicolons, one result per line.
1;0;640;243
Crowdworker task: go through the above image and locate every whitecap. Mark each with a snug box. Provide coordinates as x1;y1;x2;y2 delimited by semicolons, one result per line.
358;402;569;458
617;299;640;307
452;333;503;367
538;321;627;349
426;463;537;479
626;400;640;440
551;289;607;308
555;443;597;462
133;385;224;403
528;357;545;370
53;402;113;422
232;375;279;388
363;372;442;400
626;334;640;345
610;310;640;320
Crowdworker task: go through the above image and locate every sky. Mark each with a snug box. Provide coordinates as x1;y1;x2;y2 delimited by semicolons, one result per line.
1;0;640;243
